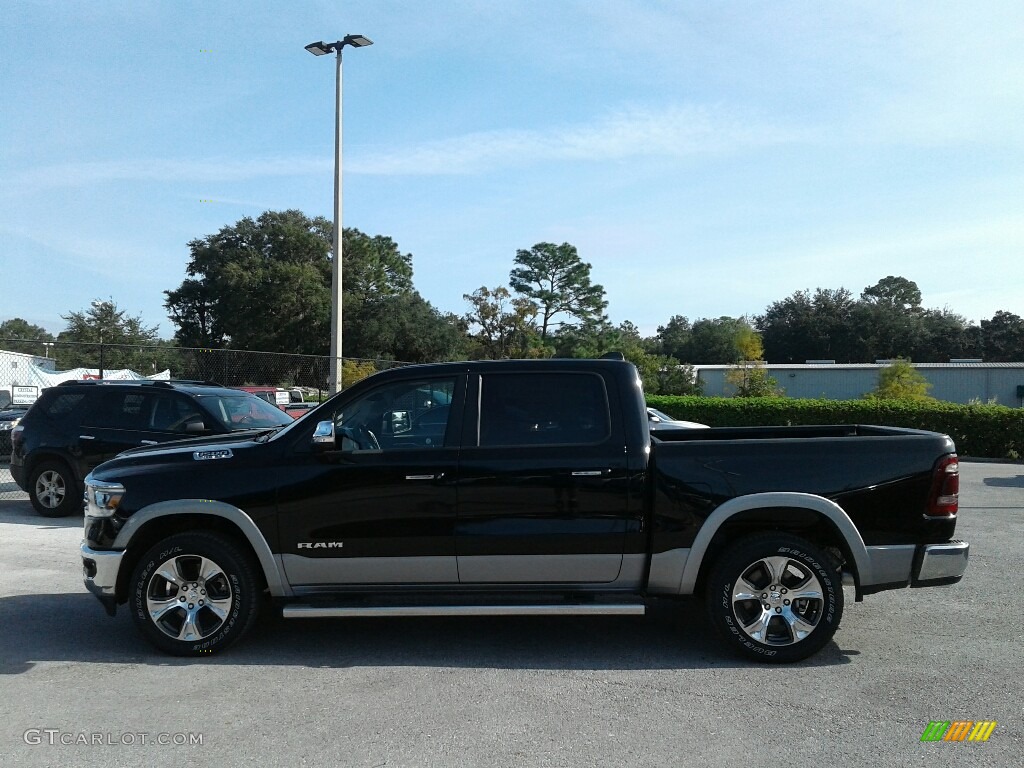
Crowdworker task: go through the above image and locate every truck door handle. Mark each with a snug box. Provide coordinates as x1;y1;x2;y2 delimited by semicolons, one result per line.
140;440;158;446
406;473;445;481
79;435;96;441
571;470;609;477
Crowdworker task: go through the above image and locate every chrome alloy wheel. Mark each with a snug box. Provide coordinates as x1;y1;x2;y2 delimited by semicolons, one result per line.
34;469;66;509
145;554;235;642
730;555;824;646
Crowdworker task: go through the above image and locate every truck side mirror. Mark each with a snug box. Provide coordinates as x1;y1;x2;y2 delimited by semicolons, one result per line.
185;417;208;433
312;420;336;452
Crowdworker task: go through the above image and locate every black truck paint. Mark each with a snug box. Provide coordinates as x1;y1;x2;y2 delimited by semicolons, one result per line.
80;359;969;662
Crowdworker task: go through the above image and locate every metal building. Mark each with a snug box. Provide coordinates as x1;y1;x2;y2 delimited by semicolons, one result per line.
695;362;1024;407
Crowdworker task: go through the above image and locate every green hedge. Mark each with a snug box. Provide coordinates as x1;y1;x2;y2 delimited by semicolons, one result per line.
646;395;1024;460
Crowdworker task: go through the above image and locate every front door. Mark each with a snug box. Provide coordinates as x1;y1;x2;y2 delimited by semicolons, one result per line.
277;375;464;588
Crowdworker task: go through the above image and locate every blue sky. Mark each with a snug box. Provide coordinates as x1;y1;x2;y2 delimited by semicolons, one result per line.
2;1;1022;340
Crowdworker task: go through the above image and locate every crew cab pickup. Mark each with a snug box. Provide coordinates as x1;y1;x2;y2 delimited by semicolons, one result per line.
80;359;969;662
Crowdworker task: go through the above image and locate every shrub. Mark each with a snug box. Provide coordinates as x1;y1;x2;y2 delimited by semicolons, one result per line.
646;395;1023;459
865;358;933;401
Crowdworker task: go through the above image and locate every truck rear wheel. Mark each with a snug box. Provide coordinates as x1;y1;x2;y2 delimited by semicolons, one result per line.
129;532;261;656
705;533;843;663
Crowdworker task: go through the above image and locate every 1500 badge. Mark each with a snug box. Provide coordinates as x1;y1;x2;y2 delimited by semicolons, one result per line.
297;542;344;549
193;449;233;461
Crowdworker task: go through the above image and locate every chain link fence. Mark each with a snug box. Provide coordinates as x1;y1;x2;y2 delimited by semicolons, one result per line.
0;338;409;501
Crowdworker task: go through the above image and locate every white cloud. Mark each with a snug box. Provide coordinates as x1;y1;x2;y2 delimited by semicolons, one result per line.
1;103;803;189
4;156;332;192
351;104;804;175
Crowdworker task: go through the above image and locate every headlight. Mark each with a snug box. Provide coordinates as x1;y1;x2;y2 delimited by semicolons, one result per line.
84;475;125;518
0;419;17;431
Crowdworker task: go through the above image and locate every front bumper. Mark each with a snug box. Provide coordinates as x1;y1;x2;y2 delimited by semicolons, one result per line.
10;459;25;491
81;542;125;616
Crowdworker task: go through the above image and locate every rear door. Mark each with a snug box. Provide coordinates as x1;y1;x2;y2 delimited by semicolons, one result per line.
455;371;629;584
79;389;216;468
78;390;154;469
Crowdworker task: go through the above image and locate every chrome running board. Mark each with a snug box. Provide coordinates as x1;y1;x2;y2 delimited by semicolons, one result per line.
282;602;646;619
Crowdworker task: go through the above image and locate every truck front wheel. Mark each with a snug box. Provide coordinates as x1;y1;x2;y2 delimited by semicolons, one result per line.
129;532;261;656
705;533;844;663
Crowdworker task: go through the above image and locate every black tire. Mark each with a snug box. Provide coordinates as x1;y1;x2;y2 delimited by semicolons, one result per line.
705;533;843;663
129;532;261;656
28;459;81;518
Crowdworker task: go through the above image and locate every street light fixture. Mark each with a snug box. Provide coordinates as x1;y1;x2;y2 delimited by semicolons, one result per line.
305;34;374;394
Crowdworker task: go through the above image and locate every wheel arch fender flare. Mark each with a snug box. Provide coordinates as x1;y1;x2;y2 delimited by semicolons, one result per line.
679;492;871;594
112;500;292;597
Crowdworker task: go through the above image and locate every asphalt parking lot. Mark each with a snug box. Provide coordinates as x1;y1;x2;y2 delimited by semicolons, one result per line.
0;462;1021;767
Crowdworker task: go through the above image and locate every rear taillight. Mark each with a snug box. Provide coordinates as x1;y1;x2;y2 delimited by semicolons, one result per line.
927;454;959;517
10;425;24;450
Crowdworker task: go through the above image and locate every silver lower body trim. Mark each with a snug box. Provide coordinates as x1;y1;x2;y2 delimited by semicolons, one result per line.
281;554;458;585
647;548;690;594
862;545;916;587
457;554;623;584
915;541;969;583
81;543;124;599
282;602;646;619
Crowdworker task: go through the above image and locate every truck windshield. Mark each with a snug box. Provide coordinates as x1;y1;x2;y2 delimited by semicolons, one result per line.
198;394;295;431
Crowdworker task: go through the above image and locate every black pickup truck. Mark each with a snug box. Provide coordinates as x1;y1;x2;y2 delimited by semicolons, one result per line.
81;358;968;662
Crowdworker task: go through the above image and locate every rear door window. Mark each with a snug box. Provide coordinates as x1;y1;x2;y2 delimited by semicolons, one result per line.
478;373;610;447
83;391;152;430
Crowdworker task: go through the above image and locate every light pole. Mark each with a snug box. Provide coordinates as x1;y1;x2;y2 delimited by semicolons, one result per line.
305;34;373;393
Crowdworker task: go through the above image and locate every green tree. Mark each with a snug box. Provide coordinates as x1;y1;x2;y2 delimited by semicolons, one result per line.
915;309;977;362
350;292;467;363
725;326;781;397
654;315;692;361
165;210;332;352
463;286;542;359
758;277;979;364
980;311;1024;361
860;275;923;311
342;231;414;308
341;359;378;388
651;360;703;396
0;318;54;355
758;288;863;363
508;242;607;340
687;317;753;364
548;320;699;395
165;211;440;362
56;299;169;373
865;359;934;401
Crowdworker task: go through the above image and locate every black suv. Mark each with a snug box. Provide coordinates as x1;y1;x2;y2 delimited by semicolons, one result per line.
10;380;293;517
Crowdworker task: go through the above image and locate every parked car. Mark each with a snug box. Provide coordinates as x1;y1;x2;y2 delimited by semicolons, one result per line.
235;386;313;419
283;402;318;419
10;379;293;517
646;406;709;433
79;358;967;662
0;403;31;457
